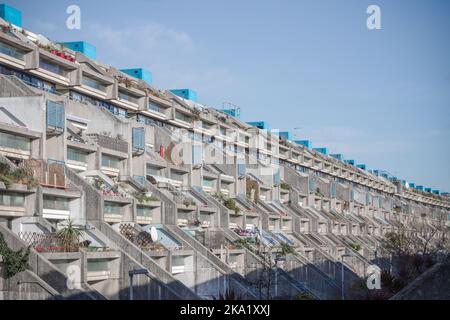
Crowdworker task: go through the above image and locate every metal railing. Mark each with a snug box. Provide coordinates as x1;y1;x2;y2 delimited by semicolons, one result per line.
18;232;79;253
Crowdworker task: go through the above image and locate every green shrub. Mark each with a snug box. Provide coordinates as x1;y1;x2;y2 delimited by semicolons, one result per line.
223;198;240;214
132;192;159;203
350;243;362;252
0;233;30;279
280;183;291;190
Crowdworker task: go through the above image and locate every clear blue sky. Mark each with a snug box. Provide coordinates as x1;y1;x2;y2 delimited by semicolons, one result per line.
7;0;450;191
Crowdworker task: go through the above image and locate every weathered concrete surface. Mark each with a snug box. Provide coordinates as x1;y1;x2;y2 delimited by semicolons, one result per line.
0;260;59;300
0;225;104;300
391;258;450;300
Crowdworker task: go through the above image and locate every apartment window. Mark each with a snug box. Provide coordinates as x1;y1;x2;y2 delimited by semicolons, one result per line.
104;202;122;215
148;102;165;114
219;127;226;136
115;107;128;118
236;146;244;155
69;91;115;115
132;128;145;152
238;163;246;176
202;135;213;143
0;192;25;207
133;175;146;185
202;122;212;130
43;196;70;211
257;151;267;161
46;101;65;130
82;75;106;92
172;256;185;267
101;154;120;169
192;145;202;165
147;166;160;176
50;259;73;272
87;259;109;272
137;114;164;127
228;254;238;264
39;58;68;77
309;179;316;192
331;182;337;197
0;131;30;151
192;133;202;142
175;111;191;123
171;171;184;182
0;65;57;93
274;170;281;185
70;91;83;103
137;206;152;217
202;178;214;187
0;41;26;60
67;148;87;163
118;91;138;104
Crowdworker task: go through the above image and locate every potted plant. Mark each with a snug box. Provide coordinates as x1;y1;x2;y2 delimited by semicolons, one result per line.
57;219;83;252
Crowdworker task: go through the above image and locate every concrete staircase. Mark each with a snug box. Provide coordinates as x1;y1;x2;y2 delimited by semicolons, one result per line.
0;224;104;300
65;167;200;300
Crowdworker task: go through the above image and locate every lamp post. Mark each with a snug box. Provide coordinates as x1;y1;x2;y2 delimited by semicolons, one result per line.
129;268;149;300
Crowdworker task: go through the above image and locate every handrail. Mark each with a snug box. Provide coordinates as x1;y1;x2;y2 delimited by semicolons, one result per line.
166;225;259;299
17;278;59;298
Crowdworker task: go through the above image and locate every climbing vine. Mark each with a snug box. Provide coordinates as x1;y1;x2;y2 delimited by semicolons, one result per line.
0;232;30;279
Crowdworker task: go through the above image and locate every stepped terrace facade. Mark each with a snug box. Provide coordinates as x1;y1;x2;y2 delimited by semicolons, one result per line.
0;5;449;300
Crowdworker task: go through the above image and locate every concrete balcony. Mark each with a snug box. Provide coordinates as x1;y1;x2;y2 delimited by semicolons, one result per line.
26;48;78;86
0;183;34;217
87;134;128;154
28;159;66;189
0;32;34;70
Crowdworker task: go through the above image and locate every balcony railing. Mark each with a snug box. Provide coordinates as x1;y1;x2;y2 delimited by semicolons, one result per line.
26;159;66;189
87;134;128;153
19;232;79;253
119;223;167;252
46;101;65;135
132;128;145;155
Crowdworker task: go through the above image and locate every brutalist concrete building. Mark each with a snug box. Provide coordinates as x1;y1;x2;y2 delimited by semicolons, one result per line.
0;3;449;300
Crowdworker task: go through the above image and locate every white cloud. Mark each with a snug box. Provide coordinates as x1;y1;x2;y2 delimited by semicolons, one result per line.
80;22;237;105
35;21;59;33
88;22;195;58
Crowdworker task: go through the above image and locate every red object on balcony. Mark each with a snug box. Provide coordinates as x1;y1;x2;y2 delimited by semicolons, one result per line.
51;50;58;55
160;145;165;158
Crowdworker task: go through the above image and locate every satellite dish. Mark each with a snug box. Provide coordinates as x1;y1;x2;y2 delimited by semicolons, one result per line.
150;226;158;242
